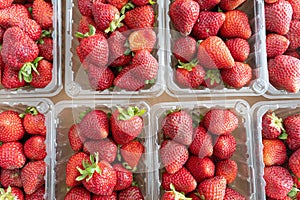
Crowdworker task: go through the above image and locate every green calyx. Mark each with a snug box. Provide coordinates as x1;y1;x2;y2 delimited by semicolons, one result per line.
122;162;137;172
204;69;222;85
76;25;96;39
149;0;156;5
117;106;146;121
267;112;287;140
38;30;52;44
120;2;135;14
18;57;43;83
19;106;39;118
288;186;300;198
104;14;125;34
145;78;156;85
166;184;192;200
76;153;101;182
165;108;181;116
0;186;16;200
192;113;204;128
177;59;198;71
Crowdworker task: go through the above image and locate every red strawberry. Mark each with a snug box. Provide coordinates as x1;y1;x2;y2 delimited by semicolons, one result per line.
68;124;84;152
162;110;193;145
24;135;46;161
215;159;238;184
124;5;155;29
77;17;103;43
262;111;285;139
264;166;293;199
0;27;4;43
265;0;293;35
128;29;156;53
160;140;189;174
132;0;156;6
22;106;46;136
263;139;287;166
78;0;93;17
283;114;300;139
293;175;300;188
220;62;252;88
120;140;144;169
30;59;53;88
108;31;131;67
0;0;13;9
0;110;24;142
0;169;22;188
189;126;213;157
0;142;26;170
203;109;238;135
6;18;42;41
266;34;290;59
113;164;133;191
202;69;223;88
225;38;250;62
173;36;197;63
289;148;300;177
38;37;53;61
169;0;199;36
197;176;227;200
213;134;237;160
176;61;205;89
219;10;251;39
1;65;26;89
79;110;109;140
193;0;220;11
107;0;128;10
187;192;201;200
115;24;131;37
1;27;39;70
161;184;191;200
83;139;117;163
268;55;300;93
0;5;30;27
0;186;24;200
111;106;145;145
66;152;89;187
219;0;246;11
286;20;300;51
64;186;91;200
21;160;46;195
224;188;246;200
93;192;118;200
87;64;114;91
288;0;300;20
25;186;45;200
162;167;197;194
285;50;300;59
77;154;117;195
286;136;300;151
197;36;235;69
191;11;226;40
32;0;53;29
265;0;278;3
185;156;215;183
118;186;144;200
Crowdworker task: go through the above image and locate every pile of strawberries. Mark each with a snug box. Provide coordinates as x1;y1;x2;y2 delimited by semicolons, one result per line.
0;107;47;199
0;0;54;89
64;106;147;199
159;108;246;199
76;0;159;92
261;111;300;199
169;0;253;89
265;0;300;93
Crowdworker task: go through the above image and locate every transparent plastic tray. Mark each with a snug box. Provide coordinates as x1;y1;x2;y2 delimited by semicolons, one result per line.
0;1;62;98
0;98;54;199
65;0;165;98
53;100;154;199
165;0;268;97
264;84;300;99
150;100;256;199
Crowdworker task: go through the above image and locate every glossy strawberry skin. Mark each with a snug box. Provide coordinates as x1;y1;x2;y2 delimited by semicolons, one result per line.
124;5;155;29
64;186;91;200
173;36;197;63
197;176;227;200
118;186;144;200
0;110;24;142
24;135;47;161
68;124;84;152
215;159;238;184
219;0;246;11
286;135;300;151
193;0;220;11
7;18;42;41
83;139;117;163
186;156;215;183
0;5;30;28
7;187;24;200
0;0;13;9
30;59;53;88
38;38;53;61
93;192;118;200
0;169;23;188
283;114;300;139
266;34;290;59
128;29;156;53
25;186;45;200
225;38;250;62
189;126;213;157
289;148;300;177
0;142;26;170
78;0;93;17
87;65;114;91
107;0;128;10
262;112;283;139
224;188;246;200
32;0;53;29
120;140;144;169
1;65;26;89
263;139;287;166
213;134;237;160
113;164;133;191
108;31;131;67
92;3;119;32
176;64;206;88
23;111;46;136
288;0;300;20
286;20;300;51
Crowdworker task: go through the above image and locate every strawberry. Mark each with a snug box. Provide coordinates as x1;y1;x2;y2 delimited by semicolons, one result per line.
161;184;192;200
0;27;4;43
0;169;22;188
77;16;102;42
288;0;300;20
176;61;205;89
224;188;246;200
115;24;131;37
185;156;215;183
289;148;300;177
219;10;252;39
162;167;197;194
283;114;300;139
120;140;144;169
108;31;131;67
22;106;46;136
128;29;156;53
160;140;189;174
87;65;114;91
24;135;46;161
266;34;290;59
286;20;300;50
30;59;53;88
169;0;199;36
107;0;128;10
111;106;145;145
286;136;300;151
113;164;133;191
0;5;30;27
191;11;226;40
77;154;117;195
1;66;26;89
132;0;156;6
64;186;91;200
219;0;246;11
268;55;300;93
38;37;53;61
262;111;285;139
0;142;26;170
285;50;300;59
197;36;235;69
193;0;220;11
173;36;197;63
225;38;250;62
189;126;213;157
124;5;155;29
66;152;90;187
293;175;300;188
78;0;93;17
68;123;84;152
186;192;201;200
0;110;24;142
213;134;237;160
21;160;46;195
265;0;293;35
197;176;227;200
220;62;252;88
0;186;24;200
118;186;144;200
83;139;117;163
203;109;238;135
264;166;293;199
25;186;45;200
263;139;287;166
0;0;13;9
1;27;39;70
93;193;118;200
215;159;238;184
79;110;109;140
32;0;53;29
202;69;223;88
162;110;193;145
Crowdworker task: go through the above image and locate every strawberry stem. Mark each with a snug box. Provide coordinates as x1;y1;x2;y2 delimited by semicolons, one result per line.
18;57;43;83
76;25;96;39
105;14;125;34
0;186;16;200
121;2;135;14
145;78;156;84
24;106;39;116
288;187;299;198
76;153;101;182
177;59;198;71
166;184;192;200
149;0;156;4
117;106;146;121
